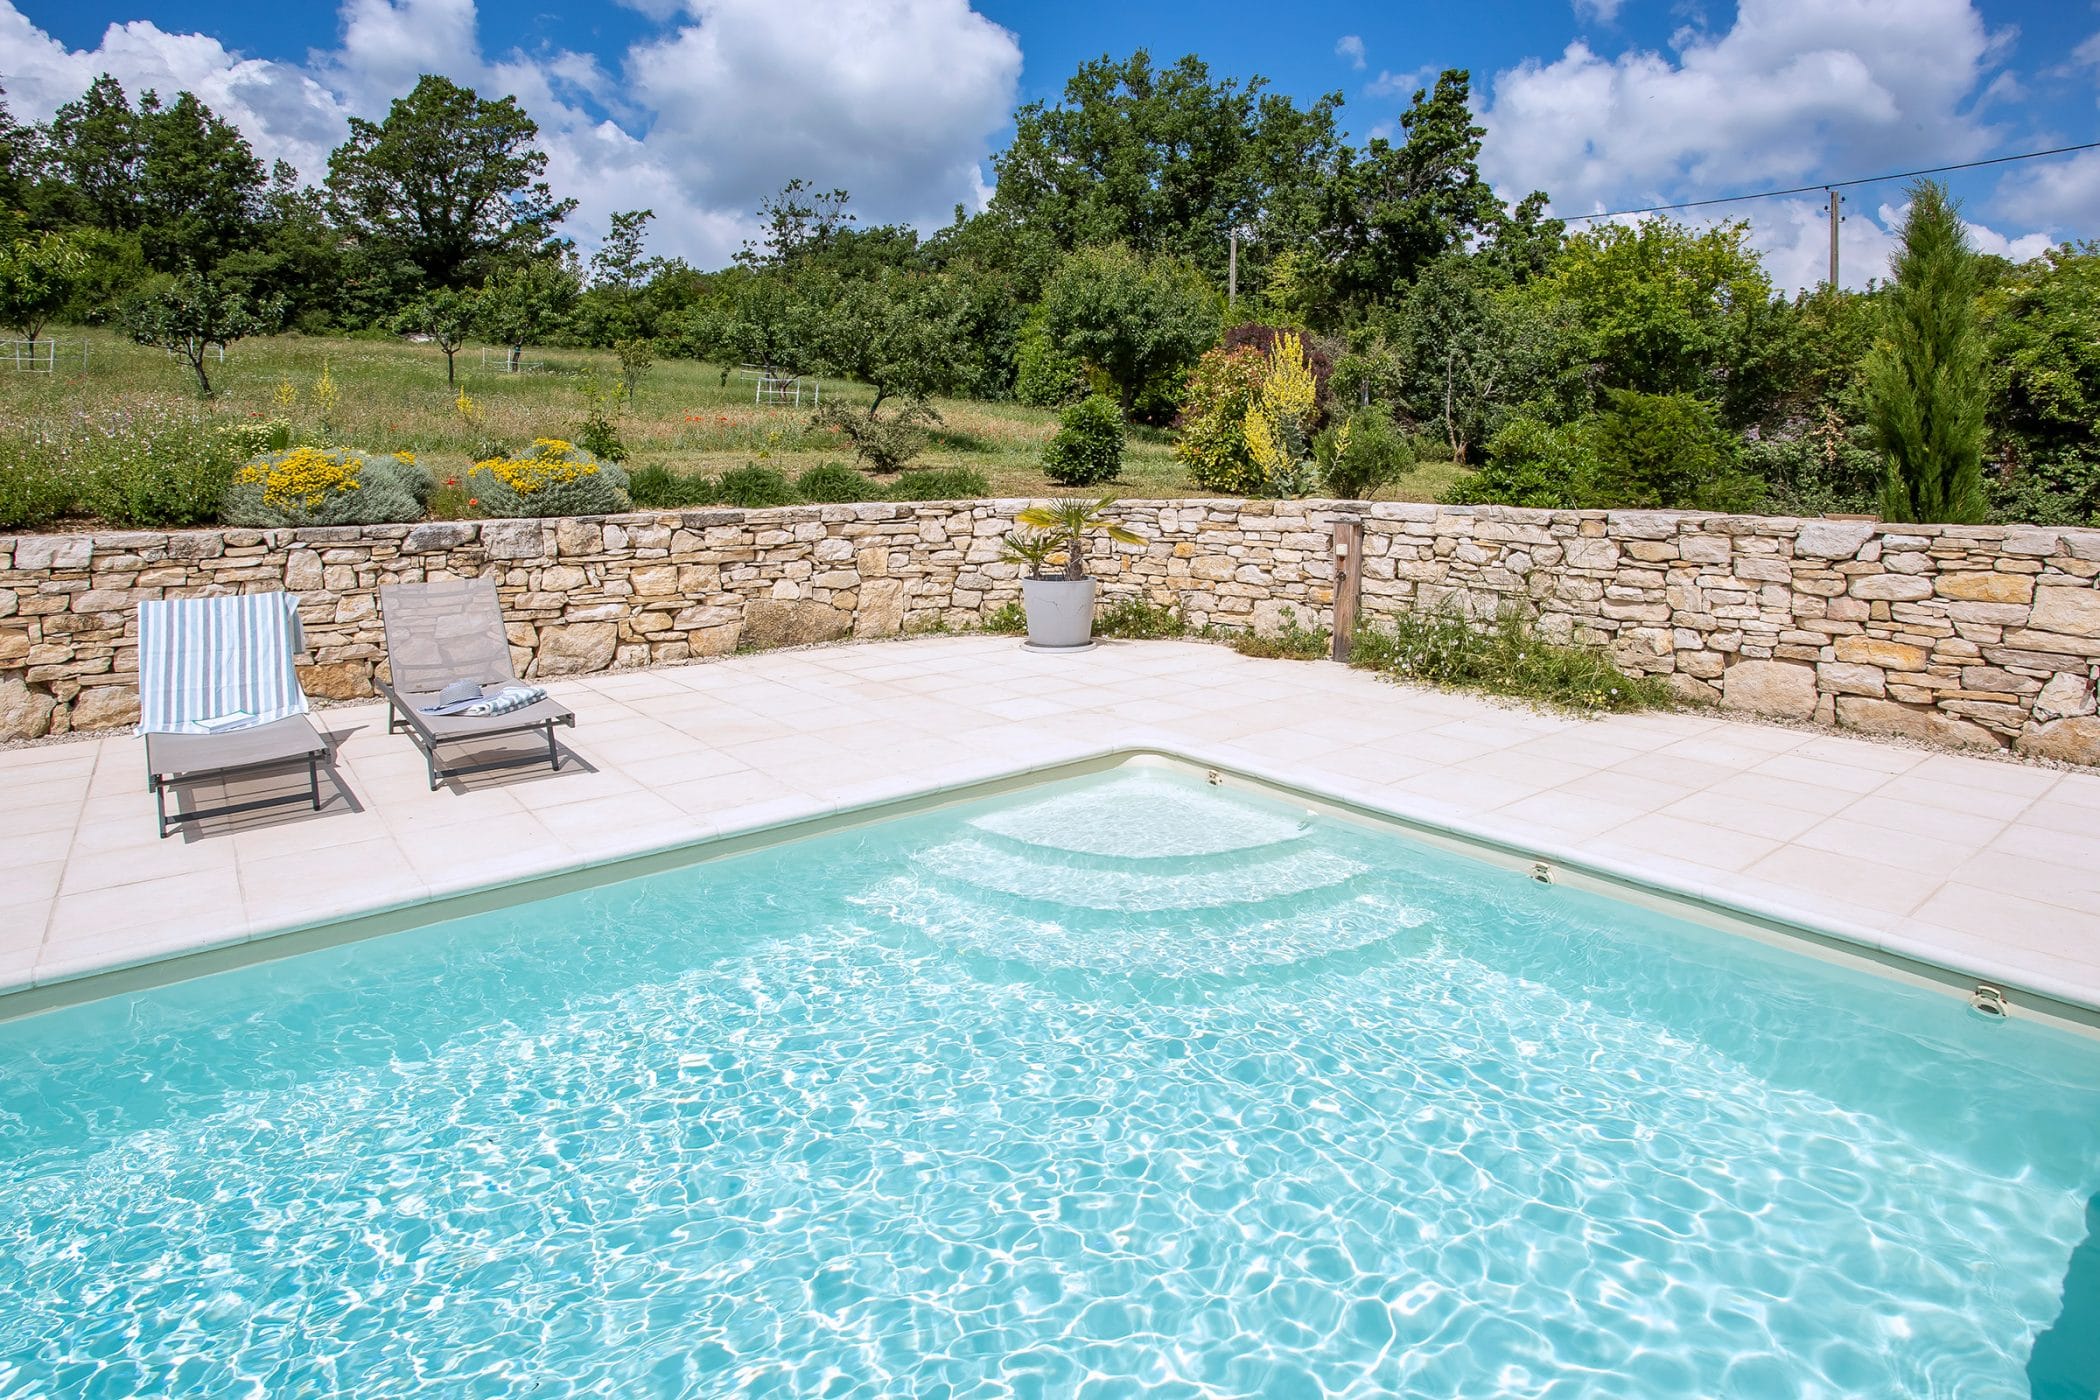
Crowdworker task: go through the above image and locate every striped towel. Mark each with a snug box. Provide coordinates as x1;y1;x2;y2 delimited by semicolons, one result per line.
465;685;546;717
137;593;310;735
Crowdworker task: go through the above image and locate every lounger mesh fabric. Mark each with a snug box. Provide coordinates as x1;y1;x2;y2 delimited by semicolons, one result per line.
381;578;519;693
137;593;310;734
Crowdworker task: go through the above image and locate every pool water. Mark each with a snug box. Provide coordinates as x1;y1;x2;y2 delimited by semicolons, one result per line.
2;766;2097;1397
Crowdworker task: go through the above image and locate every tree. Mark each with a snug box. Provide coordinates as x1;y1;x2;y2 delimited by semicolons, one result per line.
1395;256;1570;463
804;271;963;471
1316;71;1516;308
475;258;578;370
1040;243;1217;419
1586;389;1739;510
989;51;1341;285
325;75;574;291
0;231;87;342
393;286;479;383
1866;181;1987;524
1540;217;1775;413
675;269;814;381
134;90;266;273
120;271;278;396
43;75;142;232
1978;242;2100;521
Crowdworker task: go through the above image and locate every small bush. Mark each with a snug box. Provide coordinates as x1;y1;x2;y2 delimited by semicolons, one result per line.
1231;606;1330;660
1587;389;1739;510
1446;418;1596;510
1350;606;1671;714
889;467;991;501
982;600;1027;634
1095;594;1187;639
1042;393;1126;487
626;463;718;509
76;407;241;527
223;446;430;528
1173;344;1272;495
217;418;296;460
466;437;632;518
0;452;73;531
814;399;938;473
1318;407;1416;500
795;462;880;503
714;464;800;509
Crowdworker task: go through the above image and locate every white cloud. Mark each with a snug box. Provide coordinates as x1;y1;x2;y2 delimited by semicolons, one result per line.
1575;0;1627;23
1478;0;2062;291
1335;35;1366;70
1992;149;2100;238
0;0;1021;268
1364;67;1435;102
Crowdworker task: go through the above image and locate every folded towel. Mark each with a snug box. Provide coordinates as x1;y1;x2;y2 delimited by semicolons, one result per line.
463;685;547;717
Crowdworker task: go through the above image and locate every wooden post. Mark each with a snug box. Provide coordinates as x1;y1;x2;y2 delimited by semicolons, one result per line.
1331;517;1363;663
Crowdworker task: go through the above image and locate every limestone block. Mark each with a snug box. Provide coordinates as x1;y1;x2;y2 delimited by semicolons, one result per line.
12;537;92;570
1848;575;1933;601
743;598;852;649
68;685;139;730
1720;659;1818;719
1834;697;2005;750
536;621;619;675
1935;572;2032;604
481;521;545;560
404;522;474;553
1817;661;1886;697
556;519;604;556
2029;585;2100;638
2016;716;2100;765
296;660;371;700
2035;672;2096;721
629;565;680;597
0;676;55;740
1833;635;1929;671
0;630;27;664
854;578;907;638
1794;521;1876;560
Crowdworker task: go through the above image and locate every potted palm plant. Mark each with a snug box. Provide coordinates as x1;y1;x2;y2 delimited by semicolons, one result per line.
1004;496;1144;650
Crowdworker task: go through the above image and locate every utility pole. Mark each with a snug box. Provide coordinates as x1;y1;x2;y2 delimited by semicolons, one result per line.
1228;229;1239;310
1826;188;1842;291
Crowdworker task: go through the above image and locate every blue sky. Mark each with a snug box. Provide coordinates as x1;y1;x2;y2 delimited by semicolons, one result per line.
4;0;2096;289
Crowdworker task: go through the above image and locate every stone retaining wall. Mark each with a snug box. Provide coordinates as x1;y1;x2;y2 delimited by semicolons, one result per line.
3;501;2097;764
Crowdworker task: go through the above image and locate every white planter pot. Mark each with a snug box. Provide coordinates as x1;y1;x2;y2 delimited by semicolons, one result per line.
1021;577;1096;650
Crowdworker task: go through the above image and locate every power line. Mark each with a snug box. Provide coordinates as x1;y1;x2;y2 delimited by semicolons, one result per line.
1560;140;2100;222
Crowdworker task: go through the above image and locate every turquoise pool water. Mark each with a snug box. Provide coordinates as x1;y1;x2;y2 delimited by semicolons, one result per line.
2;766;2098;1397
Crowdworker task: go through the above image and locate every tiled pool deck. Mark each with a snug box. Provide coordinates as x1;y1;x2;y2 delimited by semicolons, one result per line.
3;636;2097;1017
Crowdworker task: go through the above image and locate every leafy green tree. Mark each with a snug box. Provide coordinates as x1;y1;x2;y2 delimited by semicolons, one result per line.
0;87;39;223
1315;71;1517;308
1540;217;1775;412
989;51;1341;285
475;258;579;370
393;286;479;383
1042;393;1126;487
1040;243;1217;419
134;90;266;273
216;162;350;329
119;271;279;396
1446;418;1598;509
1866;181;1987;524
1979;242;2100;522
578;208;671;344
0;230;87;342
803;271;963;471
326;75;574;291
1396;256;1570;463
42;75;142;232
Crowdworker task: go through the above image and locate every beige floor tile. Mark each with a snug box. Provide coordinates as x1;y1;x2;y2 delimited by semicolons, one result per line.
1593;812;1782;874
1793;817;1982;877
1739;845;1937;917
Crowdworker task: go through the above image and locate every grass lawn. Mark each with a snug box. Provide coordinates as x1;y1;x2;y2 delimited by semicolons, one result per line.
2;327;1475;507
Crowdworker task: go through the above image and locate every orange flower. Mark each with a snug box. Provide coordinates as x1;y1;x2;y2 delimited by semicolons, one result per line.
467;497;478;507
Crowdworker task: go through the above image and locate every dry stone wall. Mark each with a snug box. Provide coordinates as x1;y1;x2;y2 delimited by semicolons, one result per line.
2;500;2097;765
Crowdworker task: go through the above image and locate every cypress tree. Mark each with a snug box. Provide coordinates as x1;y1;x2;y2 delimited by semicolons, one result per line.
1866;180;1987;523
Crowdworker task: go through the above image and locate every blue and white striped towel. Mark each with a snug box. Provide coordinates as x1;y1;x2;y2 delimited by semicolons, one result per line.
136;593;310;735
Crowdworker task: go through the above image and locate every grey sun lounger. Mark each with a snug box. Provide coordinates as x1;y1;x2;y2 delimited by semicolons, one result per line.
376;578;576;789
137;592;334;838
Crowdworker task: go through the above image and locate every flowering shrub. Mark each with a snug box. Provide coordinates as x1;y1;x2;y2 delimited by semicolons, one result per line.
1172;345;1267;494
1239;332;1321;497
223;445;430;528
466;437;631;518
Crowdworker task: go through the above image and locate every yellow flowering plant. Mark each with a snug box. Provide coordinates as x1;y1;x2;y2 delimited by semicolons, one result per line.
223;445;430;528
1240;331;1321;497
465;437;631;518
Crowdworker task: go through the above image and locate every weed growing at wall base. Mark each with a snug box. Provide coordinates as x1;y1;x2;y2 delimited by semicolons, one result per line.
1350;607;1670;714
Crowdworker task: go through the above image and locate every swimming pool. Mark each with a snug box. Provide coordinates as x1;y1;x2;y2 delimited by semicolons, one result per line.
1;764;2096;1396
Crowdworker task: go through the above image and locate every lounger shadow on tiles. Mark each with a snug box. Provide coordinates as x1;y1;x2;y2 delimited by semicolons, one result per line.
376;578;577;790
138;592;338;839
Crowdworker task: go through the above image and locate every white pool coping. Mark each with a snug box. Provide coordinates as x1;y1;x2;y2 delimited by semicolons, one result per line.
3;637;2098;1028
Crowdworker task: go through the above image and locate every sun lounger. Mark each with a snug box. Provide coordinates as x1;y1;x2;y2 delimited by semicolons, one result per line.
137;592;332;838
376;578;575;789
